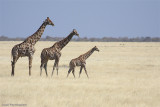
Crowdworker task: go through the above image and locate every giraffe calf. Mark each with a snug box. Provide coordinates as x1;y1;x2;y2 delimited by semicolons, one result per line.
67;46;99;78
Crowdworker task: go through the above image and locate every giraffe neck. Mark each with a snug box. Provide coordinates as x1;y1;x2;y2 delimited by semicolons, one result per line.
24;22;47;45
56;32;74;51
83;48;95;60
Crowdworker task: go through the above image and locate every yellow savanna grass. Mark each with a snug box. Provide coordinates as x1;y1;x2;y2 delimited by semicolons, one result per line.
0;41;160;107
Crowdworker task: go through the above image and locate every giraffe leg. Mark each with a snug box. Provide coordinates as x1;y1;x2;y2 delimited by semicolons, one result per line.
84;66;89;78
72;68;75;78
40;63;43;76
51;60;57;77
29;56;33;76
67;68;72;78
40;59;48;76
56;59;60;76
40;61;44;76
79;66;83;78
11;56;19;76
44;62;48;77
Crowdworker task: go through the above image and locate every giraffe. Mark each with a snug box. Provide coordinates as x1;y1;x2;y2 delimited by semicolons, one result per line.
67;46;99;78
40;29;79;77
11;17;54;76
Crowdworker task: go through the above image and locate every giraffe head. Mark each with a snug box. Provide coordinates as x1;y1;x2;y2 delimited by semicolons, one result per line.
72;29;79;37
44;17;54;26
93;46;100;52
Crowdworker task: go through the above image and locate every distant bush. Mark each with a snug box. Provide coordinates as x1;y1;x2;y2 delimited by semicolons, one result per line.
0;35;160;42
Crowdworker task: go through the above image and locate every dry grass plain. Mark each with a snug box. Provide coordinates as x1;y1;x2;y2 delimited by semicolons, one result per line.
0;41;160;107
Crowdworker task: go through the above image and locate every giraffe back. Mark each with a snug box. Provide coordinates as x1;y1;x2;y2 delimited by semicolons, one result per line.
12;42;35;57
41;46;60;60
70;56;86;68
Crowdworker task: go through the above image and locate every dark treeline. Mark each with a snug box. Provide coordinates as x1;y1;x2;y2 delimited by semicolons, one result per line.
0;35;160;42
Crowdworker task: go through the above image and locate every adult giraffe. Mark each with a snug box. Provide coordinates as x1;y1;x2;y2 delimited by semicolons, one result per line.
40;29;79;77
11;17;54;76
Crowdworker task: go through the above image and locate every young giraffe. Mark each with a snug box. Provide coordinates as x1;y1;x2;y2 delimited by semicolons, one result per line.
67;46;99;78
11;17;54;76
40;29;79;77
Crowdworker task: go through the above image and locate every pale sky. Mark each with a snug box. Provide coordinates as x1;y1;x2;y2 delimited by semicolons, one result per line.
0;0;159;38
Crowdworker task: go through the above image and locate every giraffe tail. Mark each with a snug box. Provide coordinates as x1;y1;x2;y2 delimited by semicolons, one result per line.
11;51;13;65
